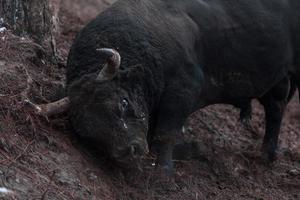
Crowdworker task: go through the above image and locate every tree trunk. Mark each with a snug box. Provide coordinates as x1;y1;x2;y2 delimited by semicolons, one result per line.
0;0;58;59
0;0;52;43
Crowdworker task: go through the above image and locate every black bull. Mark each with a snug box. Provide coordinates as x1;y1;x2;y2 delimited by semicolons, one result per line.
65;0;300;172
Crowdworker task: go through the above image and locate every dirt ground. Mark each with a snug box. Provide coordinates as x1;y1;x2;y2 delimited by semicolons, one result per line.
0;1;299;199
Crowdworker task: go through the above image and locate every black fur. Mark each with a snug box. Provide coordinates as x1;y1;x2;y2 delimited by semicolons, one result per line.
66;0;300;171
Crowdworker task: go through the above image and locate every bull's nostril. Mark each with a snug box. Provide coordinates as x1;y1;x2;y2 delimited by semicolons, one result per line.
130;145;136;155
130;143;146;158
129;140;148;158
130;144;140;157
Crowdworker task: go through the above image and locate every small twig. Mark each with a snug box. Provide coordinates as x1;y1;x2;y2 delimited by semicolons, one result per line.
38;86;51;103
20;67;34;100
25;112;39;133
0;150;10;161
235;152;250;166
198;118;222;136
41;171;56;200
8;140;35;166
92;181;97;200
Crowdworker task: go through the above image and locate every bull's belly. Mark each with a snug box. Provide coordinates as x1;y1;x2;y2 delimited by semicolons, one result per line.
199;65;288;106
211;69;286;97
201;34;292;101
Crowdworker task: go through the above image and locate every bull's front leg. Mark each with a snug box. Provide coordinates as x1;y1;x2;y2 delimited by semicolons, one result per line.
155;133;178;175
152;98;191;175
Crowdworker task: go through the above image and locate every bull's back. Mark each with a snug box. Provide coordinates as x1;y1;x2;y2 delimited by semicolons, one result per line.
66;0;200;86
67;0;299;100
186;0;296;99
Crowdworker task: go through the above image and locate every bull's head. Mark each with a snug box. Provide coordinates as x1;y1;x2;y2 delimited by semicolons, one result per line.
26;48;150;167
68;48;149;167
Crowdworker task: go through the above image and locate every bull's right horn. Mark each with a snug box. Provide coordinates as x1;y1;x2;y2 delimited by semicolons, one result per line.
24;97;70;117
96;48;121;82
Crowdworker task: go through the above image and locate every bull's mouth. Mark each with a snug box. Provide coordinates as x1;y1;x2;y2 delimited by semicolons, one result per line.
111;141;149;168
112;153;143;169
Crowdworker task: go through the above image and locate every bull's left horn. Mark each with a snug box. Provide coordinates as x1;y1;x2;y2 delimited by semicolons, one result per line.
96;48;121;81
24;97;70;117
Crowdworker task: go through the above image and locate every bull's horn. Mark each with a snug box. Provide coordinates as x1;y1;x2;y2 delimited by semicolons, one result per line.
96;48;121;81
24;97;70;117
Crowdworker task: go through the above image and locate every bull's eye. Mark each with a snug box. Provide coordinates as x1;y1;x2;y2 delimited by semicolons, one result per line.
120;99;128;112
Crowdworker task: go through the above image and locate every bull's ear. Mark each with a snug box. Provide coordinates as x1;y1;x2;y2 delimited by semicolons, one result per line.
96;48;121;82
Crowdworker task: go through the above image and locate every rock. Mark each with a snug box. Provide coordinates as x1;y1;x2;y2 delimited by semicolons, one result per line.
55;170;79;186
87;172;97;181
287;169;299;176
0;60;6;66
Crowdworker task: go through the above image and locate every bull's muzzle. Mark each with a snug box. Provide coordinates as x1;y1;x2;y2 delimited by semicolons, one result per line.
112;140;149;166
130;140;149;158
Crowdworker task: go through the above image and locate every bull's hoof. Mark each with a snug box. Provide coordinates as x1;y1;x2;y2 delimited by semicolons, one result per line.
261;147;278;164
155;164;174;177
154;166;179;191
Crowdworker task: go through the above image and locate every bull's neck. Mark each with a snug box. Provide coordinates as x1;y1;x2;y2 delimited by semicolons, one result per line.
117;63;162;119
134;66;163;115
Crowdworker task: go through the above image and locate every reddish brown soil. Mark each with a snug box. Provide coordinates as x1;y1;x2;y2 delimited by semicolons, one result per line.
0;1;299;200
